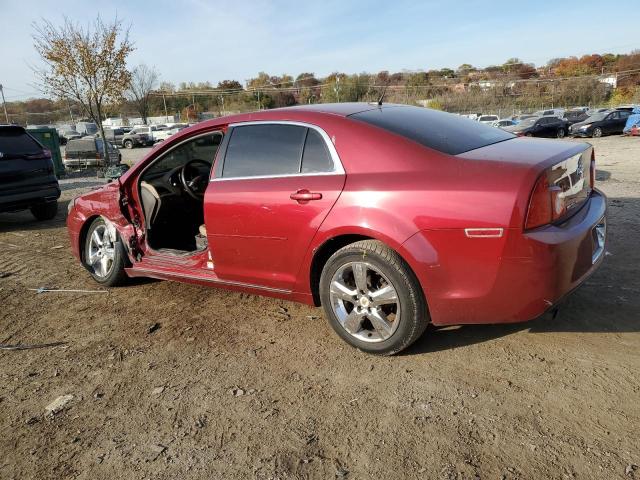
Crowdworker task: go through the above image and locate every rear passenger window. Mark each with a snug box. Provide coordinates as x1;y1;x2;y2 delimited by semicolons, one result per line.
223;124;306;178
301;129;333;173
0;128;42;156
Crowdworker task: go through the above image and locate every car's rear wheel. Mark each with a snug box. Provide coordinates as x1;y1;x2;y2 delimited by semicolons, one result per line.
83;217;128;286
557;128;565;138
123;139;133;149
592;127;603;138
319;240;427;355
30;201;58;221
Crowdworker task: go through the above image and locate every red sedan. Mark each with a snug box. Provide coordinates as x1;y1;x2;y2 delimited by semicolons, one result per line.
67;103;607;355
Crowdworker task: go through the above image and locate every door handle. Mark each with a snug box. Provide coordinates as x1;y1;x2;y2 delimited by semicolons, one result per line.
290;189;322;203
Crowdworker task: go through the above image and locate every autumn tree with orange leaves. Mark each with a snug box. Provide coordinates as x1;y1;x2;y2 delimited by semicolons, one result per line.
32;16;133;144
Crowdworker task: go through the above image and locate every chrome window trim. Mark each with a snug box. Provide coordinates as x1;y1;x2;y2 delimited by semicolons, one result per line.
211;120;345;182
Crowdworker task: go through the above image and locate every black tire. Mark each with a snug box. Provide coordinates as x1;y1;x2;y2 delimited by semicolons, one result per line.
319;240;428;355
557;128;566;138
592;127;603;138
30;201;58;221
123;139;133;149
83;217;128;286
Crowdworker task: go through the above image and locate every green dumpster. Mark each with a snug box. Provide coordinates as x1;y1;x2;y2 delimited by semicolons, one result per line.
27;127;65;177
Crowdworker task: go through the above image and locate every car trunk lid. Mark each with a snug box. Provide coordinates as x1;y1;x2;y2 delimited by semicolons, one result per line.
457;137;594;226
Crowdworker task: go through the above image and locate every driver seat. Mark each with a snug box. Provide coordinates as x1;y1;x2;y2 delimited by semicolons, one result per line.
140;181;161;230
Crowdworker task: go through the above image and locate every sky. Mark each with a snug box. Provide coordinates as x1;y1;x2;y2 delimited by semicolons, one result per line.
1;0;639;100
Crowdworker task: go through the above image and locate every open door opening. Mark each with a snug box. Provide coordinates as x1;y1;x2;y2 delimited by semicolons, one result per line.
137;132;222;254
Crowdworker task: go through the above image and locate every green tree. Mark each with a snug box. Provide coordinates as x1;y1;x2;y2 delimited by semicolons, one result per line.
33;16;133;143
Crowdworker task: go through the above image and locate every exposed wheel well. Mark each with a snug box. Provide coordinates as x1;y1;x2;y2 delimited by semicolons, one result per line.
309;234;373;306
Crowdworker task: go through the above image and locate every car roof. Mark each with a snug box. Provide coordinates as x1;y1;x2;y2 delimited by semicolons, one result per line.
275;102;383;116
179;103;400;135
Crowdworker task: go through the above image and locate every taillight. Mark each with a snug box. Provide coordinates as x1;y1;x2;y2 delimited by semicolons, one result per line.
590;149;596;188
525;172;567;230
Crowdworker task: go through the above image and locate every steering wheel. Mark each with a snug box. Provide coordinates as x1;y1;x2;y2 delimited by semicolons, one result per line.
180;159;211;200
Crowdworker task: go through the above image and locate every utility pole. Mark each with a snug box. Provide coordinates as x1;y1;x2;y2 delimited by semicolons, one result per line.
162;93;168;122
0;84;9;123
66;98;75;123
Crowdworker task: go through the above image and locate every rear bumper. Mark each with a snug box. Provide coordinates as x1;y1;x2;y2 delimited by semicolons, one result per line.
0;183;60;213
64;158;105;167
403;190;607;325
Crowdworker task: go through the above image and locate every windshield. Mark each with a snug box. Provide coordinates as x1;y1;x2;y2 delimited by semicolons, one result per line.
586;112;607;122
518;117;538;127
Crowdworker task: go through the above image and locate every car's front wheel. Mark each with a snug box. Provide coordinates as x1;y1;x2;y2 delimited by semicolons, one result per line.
123;139;133;149
592;127;603;138
83;217;128;286
30;201;58;221
557;128;566;138
319;240;428;355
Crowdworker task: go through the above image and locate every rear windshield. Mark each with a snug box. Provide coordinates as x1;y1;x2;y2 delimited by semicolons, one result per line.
66;139;97;152
350;106;514;155
0;127;43;156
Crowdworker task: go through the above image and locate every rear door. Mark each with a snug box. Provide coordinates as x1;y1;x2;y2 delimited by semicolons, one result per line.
603;112;619;134
616;111;631;133
540;117;554;137
204;122;345;291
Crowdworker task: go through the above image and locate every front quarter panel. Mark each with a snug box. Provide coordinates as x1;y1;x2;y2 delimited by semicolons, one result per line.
67;182;135;262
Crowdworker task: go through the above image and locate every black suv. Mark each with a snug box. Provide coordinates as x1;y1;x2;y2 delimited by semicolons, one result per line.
0;125;60;220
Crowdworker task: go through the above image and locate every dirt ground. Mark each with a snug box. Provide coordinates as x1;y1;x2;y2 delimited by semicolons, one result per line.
1;136;638;480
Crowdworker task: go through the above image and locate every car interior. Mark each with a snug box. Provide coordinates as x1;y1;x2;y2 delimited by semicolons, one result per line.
138;132;222;253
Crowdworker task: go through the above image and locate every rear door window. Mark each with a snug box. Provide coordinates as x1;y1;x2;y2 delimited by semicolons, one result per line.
301;129;334;173
222;124;306;178
0;128;43;156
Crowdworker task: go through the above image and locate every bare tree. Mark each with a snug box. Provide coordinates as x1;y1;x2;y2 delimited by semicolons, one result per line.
32;16;133;144
128;64;159;123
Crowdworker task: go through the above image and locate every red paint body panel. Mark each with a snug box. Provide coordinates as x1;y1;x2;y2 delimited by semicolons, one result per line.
67;104;607;326
204;173;345;290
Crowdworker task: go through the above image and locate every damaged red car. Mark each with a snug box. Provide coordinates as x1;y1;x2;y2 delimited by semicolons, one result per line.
67;104;607;355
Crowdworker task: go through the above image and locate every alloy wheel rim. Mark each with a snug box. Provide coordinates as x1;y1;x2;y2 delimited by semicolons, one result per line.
329;261;401;343
87;225;115;278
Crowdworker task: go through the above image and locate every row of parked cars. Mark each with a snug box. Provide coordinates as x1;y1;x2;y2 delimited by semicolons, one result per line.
471;106;640;139
102;123;190;149
61;123;190;169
